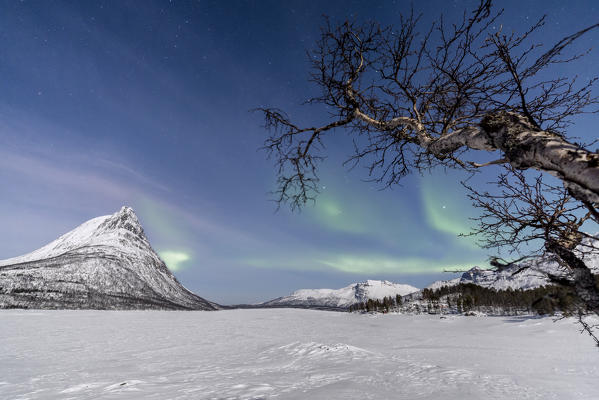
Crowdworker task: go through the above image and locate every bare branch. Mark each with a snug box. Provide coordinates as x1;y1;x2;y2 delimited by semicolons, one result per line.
258;2;599;318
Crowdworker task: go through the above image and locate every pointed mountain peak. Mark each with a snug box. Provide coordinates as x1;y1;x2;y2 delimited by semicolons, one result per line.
97;206;144;236
0;206;217;310
362;279;393;286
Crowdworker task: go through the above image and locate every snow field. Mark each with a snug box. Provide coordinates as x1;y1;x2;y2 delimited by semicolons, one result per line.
1;309;598;399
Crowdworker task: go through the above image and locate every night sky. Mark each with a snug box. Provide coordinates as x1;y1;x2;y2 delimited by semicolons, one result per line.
1;0;597;304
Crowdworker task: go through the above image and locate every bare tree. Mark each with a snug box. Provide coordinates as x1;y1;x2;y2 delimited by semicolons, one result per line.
465;167;599;315
258;2;599;315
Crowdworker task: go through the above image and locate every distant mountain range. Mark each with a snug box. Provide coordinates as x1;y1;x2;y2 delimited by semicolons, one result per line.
0;206;218;310
258;245;599;310
2;206;597;312
426;263;559;292
427;246;599;293
258;280;419;309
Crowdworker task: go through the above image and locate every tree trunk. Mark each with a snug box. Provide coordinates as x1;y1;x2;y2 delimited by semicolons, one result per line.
427;112;599;205
546;239;599;315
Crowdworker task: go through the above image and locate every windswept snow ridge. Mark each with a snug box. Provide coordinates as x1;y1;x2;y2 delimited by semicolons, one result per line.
262;280;419;308
0;206;217;310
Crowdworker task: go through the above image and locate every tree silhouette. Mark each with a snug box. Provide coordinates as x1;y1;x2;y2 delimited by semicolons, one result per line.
259;1;599;334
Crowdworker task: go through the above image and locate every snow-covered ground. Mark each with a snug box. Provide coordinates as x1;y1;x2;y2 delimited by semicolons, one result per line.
1;309;598;399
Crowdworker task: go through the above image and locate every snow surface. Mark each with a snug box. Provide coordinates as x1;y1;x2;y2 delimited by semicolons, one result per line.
426;277;462;291
262;279;419;308
1;309;597;399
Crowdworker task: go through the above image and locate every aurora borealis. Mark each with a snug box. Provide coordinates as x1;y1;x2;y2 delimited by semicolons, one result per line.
1;0;598;304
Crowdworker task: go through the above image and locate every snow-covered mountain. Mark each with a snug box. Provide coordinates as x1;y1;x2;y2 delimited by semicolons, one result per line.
261;280;419;309
427;245;599;292
425;264;553;291
0;206;218;310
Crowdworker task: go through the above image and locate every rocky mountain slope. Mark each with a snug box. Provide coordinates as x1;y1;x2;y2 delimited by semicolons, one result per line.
261;280;419;309
0;206;218;310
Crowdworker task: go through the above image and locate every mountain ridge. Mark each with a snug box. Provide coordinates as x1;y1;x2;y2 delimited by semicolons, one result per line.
258;243;599;310
0;206;218;310
260;279;419;309
426;246;599;293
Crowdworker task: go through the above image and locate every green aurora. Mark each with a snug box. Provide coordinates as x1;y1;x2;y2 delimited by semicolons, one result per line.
140;170;487;277
159;250;191;272
243;172;487;275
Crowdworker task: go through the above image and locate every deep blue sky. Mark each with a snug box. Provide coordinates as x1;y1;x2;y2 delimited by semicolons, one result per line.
1;0;598;304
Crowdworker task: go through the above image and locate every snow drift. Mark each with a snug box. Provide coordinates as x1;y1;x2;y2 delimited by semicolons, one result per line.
2;309;597;399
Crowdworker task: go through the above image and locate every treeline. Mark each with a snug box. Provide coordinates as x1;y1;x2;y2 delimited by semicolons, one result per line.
349;294;403;313
349;281;597;315
422;283;581;315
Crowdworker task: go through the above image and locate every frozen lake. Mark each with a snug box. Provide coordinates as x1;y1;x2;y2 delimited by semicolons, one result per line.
1;309;598;399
